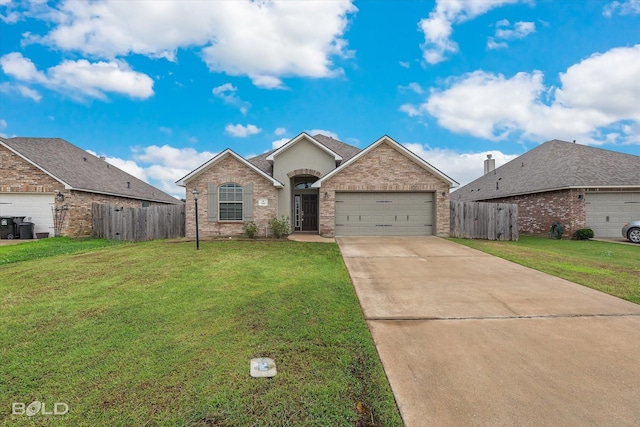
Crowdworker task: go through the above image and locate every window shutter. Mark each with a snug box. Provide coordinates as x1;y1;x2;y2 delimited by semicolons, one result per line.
207;183;217;221
243;183;253;221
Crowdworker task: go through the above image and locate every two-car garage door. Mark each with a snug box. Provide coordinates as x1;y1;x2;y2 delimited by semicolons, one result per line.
335;192;434;236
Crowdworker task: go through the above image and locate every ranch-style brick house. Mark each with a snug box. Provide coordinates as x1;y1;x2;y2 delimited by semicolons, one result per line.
177;133;458;238
452;139;640;238
0;137;181;237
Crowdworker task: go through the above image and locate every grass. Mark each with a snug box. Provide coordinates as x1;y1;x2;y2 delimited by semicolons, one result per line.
0;239;402;426
450;236;640;304
0;237;126;265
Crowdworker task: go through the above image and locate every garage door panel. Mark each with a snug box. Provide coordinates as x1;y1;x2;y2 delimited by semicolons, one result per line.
0;193;55;235
335;192;434;236
585;192;640;238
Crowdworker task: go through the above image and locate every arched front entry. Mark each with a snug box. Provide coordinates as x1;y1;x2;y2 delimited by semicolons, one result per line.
291;175;319;232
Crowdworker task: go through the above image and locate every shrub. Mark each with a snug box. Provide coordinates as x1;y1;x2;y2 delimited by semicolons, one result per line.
268;216;291;238
242;221;258;238
575;228;594;240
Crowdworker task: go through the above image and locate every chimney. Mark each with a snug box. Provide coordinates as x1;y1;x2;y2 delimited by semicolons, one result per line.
484;154;495;175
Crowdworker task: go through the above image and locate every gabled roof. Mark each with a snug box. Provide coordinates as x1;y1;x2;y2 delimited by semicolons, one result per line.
453;139;640;202
175;148;284;188
246;133;362;176
265;132;343;162
1;137;180;204
312;135;459;188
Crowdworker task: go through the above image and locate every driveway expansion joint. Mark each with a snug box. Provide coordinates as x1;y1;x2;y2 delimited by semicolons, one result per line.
366;313;640;321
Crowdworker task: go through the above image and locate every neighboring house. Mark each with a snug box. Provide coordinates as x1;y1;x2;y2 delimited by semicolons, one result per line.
0;137;181;237
176;133;458;237
452;139;640;238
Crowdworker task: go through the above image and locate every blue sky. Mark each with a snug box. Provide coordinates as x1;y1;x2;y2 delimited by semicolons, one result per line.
1;0;639;199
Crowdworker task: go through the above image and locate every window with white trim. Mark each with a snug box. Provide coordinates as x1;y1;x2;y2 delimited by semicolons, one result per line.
219;183;243;221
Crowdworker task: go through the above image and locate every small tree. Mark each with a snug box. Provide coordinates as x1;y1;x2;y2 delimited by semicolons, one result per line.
268;216;291;238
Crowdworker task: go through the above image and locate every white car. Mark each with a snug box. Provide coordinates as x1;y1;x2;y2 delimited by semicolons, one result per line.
622;221;640;244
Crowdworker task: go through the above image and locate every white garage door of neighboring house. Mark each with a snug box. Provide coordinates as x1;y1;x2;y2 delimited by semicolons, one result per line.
585;192;640;238
335;192;434;236
0;193;55;235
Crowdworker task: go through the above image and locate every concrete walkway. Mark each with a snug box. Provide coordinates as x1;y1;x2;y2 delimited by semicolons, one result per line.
337;236;640;426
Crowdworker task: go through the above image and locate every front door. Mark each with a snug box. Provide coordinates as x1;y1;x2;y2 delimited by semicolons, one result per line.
302;194;318;231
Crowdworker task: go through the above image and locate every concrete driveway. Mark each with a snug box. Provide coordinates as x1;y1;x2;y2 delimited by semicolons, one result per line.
337;236;640;426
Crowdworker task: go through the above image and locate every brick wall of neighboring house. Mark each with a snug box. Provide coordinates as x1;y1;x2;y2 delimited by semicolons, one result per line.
319;141;452;237
2;145;177;237
482;188;585;237
0;145;63;193
183;155;278;237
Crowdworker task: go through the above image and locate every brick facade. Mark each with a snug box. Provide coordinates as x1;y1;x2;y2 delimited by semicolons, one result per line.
183;155;278;237
1;145;63;193
2;144;175;237
319;142;452;237
482;188;585;237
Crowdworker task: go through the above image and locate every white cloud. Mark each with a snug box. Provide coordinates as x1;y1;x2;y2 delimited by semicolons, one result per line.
403;45;640;146
249;74;285;89
399;61;411;68
0;52;154;99
399;82;425;94
603;0;640;17
402;143;519;187
274;127;286;136
16;84;41;101
225;123;262;138
399;104;421;117
271;138;290;150
0;52;46;81
212;83;250;114
419;0;522;64
29;0;356;88
47;59;154;99
0;81;42;102
488;20;535;49
89;145;219;199
487;39;508;50
0;118;7;129
159;127;172;135
307;129;339;139
555;45;640;119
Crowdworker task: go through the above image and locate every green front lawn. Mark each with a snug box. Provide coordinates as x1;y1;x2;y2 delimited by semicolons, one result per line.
450;236;640;304
0;239;402;426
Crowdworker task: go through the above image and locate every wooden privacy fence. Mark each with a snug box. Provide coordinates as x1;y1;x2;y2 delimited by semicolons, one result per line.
450;201;519;240
92;203;185;241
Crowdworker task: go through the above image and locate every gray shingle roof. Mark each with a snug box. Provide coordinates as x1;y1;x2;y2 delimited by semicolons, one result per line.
246;134;361;175
453;139;640;202
2;137;180;204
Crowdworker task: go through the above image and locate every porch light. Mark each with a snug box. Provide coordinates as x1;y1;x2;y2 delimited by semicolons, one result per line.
192;188;200;250
56;191;65;202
